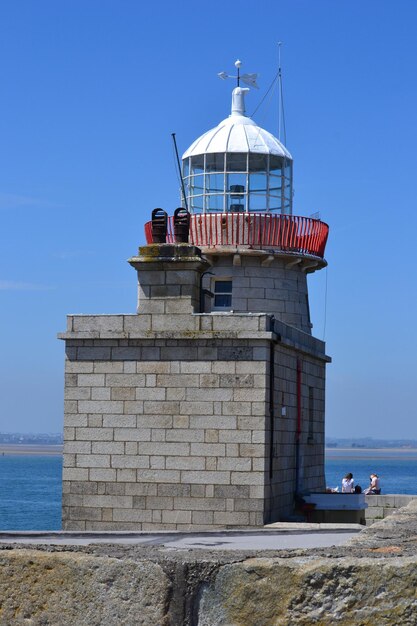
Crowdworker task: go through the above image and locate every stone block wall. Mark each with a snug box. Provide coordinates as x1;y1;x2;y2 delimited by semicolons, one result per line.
60;242;329;530
365;494;417;525
60;313;328;530
269;343;326;519
202;253;312;333
130;243;209;316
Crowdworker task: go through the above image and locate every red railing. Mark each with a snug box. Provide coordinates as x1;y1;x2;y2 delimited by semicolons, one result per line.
144;213;329;258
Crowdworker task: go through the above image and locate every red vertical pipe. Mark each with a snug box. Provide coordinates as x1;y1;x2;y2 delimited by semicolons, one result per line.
295;358;302;495
296;358;302;440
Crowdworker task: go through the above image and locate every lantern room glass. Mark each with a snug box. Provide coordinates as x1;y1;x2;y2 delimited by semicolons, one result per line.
182;152;293;214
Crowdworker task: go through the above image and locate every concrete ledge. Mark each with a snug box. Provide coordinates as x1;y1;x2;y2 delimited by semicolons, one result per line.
304;493;367;510
365;494;417;525
58;313;330;362
58;330;278;341
2;501;417;623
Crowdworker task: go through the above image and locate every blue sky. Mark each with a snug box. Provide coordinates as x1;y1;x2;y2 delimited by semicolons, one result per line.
1;0;416;438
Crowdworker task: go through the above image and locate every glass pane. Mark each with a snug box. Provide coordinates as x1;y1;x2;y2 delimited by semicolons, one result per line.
224;174;245;212
214;294;232;307
228;201;245;212
182;158;190;177
249;153;268;172
206;153;225;172
191;155;204;174
190;174;204;193
206;194;224;212
284;182;292;200
191;202;204;213
269;202;281;212
226;153;247;172
227;173;246;193
215;280;232;292
270;155;284;174
249;172;267;192
205;173;224;193
248;193;268;212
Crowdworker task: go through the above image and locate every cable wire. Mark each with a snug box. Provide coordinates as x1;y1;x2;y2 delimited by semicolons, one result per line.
250;60;287;146
250;71;279;119
322;266;328;341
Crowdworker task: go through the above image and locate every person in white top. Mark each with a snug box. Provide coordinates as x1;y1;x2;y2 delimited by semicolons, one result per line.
341;472;354;493
365;473;381;495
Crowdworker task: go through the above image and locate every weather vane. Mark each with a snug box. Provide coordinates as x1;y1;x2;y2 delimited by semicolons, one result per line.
218;59;259;89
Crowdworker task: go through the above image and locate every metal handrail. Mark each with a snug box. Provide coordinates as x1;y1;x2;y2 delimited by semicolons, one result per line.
144;213;329;259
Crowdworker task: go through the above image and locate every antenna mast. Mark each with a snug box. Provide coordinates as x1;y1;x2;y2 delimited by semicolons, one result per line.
277;42;287;145
278;42;282;140
171;133;188;212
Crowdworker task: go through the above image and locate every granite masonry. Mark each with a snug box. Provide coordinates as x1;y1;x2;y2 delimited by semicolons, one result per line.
59;243;330;530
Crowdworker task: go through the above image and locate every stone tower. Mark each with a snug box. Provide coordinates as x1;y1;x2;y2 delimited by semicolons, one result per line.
60;64;330;530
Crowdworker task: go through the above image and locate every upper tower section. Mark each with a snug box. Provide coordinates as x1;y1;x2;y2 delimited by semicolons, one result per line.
182;61;293;215
144;60;328;263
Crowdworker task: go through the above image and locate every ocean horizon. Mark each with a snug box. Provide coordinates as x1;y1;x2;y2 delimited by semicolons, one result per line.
1;448;417;530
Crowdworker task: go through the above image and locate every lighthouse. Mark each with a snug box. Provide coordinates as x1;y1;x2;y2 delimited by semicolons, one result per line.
60;62;330;530
145;62;328;332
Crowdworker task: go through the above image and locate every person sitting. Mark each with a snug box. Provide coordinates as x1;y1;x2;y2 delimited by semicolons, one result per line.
364;473;381;495
341;472;354;493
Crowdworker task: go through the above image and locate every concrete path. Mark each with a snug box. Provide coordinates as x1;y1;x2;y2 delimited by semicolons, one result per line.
0;525;362;550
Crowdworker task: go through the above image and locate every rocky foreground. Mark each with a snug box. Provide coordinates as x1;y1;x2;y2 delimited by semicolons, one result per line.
1;501;417;625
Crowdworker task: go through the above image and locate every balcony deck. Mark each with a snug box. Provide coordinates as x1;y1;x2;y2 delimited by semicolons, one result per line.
145;213;329;259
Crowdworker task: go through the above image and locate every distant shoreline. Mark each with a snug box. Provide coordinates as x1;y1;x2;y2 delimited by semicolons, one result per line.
326;447;417;452
0;444;63;456
326;447;417;459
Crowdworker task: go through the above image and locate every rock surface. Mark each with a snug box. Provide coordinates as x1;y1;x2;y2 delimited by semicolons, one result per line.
0;550;170;625
198;556;417;625
2;501;417;625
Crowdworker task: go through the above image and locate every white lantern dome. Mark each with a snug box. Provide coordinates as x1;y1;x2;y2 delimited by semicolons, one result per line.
182;87;293;214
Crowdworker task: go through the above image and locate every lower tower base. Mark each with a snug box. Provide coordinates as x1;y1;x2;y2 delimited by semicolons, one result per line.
59;313;329;530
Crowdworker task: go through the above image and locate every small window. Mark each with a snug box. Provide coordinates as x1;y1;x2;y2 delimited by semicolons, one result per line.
213;280;232;309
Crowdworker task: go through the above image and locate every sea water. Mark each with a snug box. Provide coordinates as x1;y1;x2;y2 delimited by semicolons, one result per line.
325;448;417;495
1;450;417;530
0;455;62;530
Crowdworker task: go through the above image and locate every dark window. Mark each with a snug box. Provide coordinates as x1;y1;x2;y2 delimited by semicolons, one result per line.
214;280;232;309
